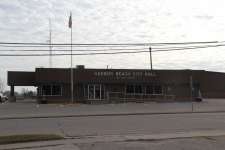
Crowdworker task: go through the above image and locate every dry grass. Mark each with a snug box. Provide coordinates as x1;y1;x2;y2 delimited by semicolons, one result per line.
0;134;64;145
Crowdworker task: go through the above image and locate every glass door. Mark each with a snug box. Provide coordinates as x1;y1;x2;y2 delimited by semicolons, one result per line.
88;84;104;100
95;85;101;99
88;85;94;99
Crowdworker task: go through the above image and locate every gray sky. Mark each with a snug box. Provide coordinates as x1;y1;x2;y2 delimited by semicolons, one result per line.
0;0;224;92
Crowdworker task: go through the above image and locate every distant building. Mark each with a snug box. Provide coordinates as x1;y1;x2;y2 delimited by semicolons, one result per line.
7;65;225;103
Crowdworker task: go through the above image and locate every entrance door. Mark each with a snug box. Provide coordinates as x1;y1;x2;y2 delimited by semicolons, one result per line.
88;85;94;99
88;84;104;100
95;85;101;99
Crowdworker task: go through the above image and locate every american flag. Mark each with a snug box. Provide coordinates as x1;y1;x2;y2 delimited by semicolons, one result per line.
68;12;72;28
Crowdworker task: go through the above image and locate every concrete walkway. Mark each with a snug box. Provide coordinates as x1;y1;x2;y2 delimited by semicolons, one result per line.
1;130;225;150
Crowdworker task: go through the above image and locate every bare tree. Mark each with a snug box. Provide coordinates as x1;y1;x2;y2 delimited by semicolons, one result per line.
0;77;4;93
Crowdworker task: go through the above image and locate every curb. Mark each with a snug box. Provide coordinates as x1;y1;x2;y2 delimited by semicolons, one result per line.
1;110;225;120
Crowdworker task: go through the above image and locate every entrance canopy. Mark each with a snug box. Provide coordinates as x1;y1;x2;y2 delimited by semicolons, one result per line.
8;71;36;86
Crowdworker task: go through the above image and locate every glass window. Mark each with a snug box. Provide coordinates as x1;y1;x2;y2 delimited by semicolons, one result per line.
126;85;143;94
95;85;101;99
135;85;143;93
101;86;105;99
126;85;134;93
84;85;88;98
155;85;162;94
37;87;42;96
52;85;61;96
146;85;154;94
42;85;51;96
88;85;94;99
87;84;104;100
42;85;62;96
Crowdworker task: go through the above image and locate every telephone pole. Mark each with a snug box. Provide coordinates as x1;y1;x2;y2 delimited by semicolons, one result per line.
149;47;153;70
190;75;194;112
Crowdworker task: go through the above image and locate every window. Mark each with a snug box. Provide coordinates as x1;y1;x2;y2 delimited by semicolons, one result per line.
126;85;134;93
146;85;154;94
41;85;62;96
135;85;142;93
126;85;143;94
155;85;162;94
95;85;101;99
42;85;51;96
101;86;105;99
87;84;104;100
88;85;94;99
146;85;162;94
52;85;62;96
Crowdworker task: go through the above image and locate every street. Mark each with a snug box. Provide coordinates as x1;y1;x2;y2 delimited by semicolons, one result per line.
1;112;225;137
2;112;225;149
2;100;225;149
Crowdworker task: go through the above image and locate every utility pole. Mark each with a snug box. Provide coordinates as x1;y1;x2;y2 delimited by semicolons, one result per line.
49;18;52;68
149;47;153;70
190;75;193;112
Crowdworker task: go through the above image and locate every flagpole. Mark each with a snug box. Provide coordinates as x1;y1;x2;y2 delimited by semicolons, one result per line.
70;12;74;103
49;18;52;68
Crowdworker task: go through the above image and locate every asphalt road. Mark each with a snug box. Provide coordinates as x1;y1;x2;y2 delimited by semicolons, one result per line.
1;112;225;137
2;100;225;149
2;112;225;150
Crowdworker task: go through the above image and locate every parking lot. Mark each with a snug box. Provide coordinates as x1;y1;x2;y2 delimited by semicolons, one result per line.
1;99;225;119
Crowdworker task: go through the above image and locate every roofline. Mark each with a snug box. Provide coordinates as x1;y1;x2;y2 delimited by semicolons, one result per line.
35;67;206;72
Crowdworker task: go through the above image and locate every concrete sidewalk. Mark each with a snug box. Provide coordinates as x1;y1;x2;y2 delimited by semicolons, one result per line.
1;130;225;150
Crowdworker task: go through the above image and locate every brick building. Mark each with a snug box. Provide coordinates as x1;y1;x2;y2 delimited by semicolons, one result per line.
7;66;225;103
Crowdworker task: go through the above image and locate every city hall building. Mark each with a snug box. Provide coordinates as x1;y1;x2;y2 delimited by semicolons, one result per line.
7;65;225;103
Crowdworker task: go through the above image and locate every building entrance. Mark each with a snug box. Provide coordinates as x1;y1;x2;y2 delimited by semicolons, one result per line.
88;84;104;100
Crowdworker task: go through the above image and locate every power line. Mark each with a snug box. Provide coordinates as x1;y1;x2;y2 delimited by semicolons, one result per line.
0;41;220;46
0;45;148;48
0;51;148;56
152;44;225;52
0;48;149;52
0;44;224;52
0;44;224;56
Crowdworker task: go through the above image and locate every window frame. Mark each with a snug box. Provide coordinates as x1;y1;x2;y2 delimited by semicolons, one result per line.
125;84;143;94
126;85;135;94
145;85;163;95
87;84;105;100
41;85;62;96
154;85;163;95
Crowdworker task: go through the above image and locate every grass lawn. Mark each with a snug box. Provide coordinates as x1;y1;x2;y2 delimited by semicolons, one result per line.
0;134;64;145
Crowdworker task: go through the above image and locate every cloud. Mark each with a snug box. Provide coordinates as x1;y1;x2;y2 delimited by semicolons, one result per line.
0;0;225;91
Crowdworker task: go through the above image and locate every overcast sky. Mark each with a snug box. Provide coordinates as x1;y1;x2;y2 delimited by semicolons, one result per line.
0;0;224;91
